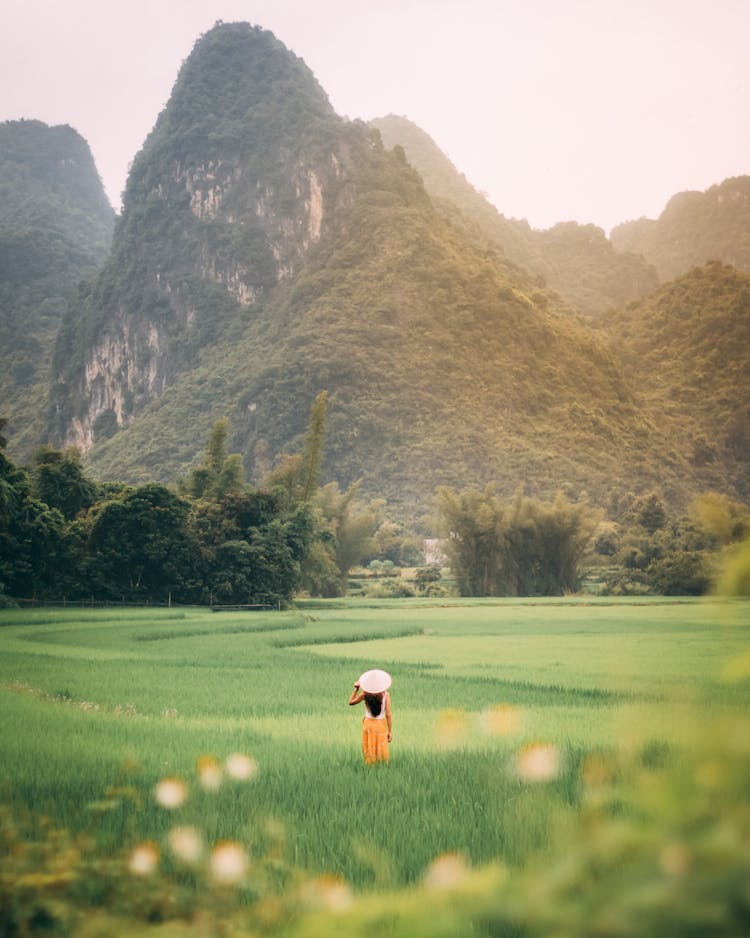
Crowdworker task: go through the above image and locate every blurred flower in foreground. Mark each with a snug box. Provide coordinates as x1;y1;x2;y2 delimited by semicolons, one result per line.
479;704;521;736
301;875;353;911
423;853;468;891
154;777;187;809
695;760;724;790
660;841;691;877
225;752;259;780
197;755;223;790
514;742;561;782
128;841;159;876
168;825;203;864
210;841;248;884
581;753;614;789
721;649;750;683
435;708;470;748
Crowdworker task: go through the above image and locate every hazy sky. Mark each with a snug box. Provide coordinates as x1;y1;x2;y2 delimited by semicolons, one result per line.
1;0;748;232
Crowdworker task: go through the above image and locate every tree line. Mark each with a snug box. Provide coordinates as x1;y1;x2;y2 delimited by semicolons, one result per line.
0;398;407;606
2;403;748;606
436;484;749;598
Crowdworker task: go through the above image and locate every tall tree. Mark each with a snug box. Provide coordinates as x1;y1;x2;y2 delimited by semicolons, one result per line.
300;390;327;502
313;480;380;594
435;485;507;596
436;485;598;596
504;490;600;595
0;450;72;599
31;445;98;520
185;418;245;500
689;492;750;546
84;483;201;602
263;391;328;507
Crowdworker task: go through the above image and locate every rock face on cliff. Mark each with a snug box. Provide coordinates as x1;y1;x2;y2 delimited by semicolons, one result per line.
0;119;114;459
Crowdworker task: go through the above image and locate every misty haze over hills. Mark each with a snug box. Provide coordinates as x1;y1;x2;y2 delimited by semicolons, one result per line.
1;22;748;520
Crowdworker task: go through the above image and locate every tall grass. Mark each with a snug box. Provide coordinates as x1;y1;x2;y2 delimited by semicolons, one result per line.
1;598;749;934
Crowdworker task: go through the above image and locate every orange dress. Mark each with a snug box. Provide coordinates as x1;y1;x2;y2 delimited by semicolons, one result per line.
362;692;389;765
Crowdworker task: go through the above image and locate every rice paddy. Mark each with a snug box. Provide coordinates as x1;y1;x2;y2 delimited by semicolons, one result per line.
1;597;749;934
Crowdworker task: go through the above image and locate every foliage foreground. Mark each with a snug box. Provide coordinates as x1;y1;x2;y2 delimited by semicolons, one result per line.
1;598;749;936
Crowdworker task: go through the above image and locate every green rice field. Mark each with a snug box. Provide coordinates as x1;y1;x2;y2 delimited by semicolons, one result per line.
1;597;749;936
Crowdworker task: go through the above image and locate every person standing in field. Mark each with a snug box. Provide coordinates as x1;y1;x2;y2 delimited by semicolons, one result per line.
348;669;392;765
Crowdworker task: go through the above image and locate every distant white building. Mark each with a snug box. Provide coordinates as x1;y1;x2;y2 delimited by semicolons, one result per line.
423;538;448;565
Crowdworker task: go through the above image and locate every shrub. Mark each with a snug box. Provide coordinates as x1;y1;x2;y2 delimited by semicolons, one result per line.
364;578;415;598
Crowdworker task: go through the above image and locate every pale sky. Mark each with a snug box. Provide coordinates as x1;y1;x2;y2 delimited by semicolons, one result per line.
1;0;748;233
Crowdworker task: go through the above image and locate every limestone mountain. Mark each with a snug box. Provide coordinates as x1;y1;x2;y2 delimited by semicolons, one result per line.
611;176;750;282
370;114;659;317
607;261;750;501
51;23;719;520
0;119;114;460
52;23;343;451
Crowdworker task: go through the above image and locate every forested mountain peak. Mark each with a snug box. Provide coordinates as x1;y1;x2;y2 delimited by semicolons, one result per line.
371;114;494;216
39;23;744;520
611;175;750;281
124;22;339;207
609;261;750;500
371;114;659;317
0;119;114;461
0;119;114;235
52;22;352;451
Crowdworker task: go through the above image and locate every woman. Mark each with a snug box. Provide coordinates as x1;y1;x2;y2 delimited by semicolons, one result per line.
348;669;392;765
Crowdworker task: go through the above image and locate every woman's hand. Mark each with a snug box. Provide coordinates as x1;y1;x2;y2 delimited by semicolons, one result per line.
387;733;393;742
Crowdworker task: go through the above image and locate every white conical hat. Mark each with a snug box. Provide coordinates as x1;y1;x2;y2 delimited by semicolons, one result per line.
358;669;392;693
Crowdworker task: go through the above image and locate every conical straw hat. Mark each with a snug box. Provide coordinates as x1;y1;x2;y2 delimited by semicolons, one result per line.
358;669;392;693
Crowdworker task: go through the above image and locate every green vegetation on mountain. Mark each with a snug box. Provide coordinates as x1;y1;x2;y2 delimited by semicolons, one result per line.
532;222;658;316
49;22;707;524
16;22;739;532
0;119;114;460
80;135;680;518
608;261;750;500
371;114;659;317
611;176;750;281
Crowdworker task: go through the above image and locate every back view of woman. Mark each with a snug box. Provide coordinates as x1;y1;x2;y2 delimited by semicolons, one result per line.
348;669;392;765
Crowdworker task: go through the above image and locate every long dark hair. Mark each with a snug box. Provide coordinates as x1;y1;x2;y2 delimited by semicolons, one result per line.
364;692;383;716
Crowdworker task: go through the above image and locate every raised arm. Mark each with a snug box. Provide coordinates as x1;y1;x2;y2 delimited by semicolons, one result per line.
348;682;365;706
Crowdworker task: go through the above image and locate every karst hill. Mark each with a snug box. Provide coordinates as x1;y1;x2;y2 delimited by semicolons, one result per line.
48;21;706;519
611;176;750;282
0;119;115;458
609;261;750;499
1;22;746;520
